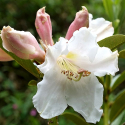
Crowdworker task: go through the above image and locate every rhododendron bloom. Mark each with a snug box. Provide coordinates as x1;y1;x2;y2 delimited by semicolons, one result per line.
33;28;118;123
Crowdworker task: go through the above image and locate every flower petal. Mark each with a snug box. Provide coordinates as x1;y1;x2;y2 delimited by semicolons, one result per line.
65;73;103;123
89;13;93;23
71;47;118;76
68;27;98;56
37;37;68;74
92;48;118;76
0;48;13;61
33;67;67;119
89;18;114;42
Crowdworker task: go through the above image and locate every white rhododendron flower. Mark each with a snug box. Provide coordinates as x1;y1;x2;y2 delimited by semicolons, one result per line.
33;27;118;123
89;14;114;42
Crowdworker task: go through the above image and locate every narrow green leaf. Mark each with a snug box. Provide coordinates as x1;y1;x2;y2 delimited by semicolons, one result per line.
0;38;42;78
110;74;120;88
119;110;125;125
111;110;125;125
118;0;125;26
119;50;125;59
97;76;104;85
110;90;125;123
102;0;114;21
111;71;125;92
98;34;125;50
62;112;89;125
28;80;37;86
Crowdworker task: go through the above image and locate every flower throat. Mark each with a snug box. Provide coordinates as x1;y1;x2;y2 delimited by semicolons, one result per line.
57;53;91;81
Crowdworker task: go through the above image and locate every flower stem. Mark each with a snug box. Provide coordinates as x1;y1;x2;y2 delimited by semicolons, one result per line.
48;117;58;125
104;101;109;125
104;75;111;125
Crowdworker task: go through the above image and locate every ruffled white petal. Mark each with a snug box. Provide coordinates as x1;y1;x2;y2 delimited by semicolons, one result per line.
71;47;118;76
68;27;98;56
54;37;68;55
89;18;114;42
92;48;118;76
37;37;68;74
33;67;67;119
65;73;103;123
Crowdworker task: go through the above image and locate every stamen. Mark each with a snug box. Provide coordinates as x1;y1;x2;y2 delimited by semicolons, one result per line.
57;55;91;81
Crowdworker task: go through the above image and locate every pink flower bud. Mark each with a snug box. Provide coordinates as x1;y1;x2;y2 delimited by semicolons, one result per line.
35;7;53;46
65;6;89;40
1;26;45;62
0;48;13;61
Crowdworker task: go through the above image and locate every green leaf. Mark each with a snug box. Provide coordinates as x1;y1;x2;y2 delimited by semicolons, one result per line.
111;71;125;92
98;34;125;50
110;74;120;88
110;90;125;123
62;112;89;125
98;34;125;49
119;50;125;59
111;110;125;125
0;37;42;78
28;80;37;86
102;0;114;21
119;110;125;125
118;0;125;27
97;76;104;85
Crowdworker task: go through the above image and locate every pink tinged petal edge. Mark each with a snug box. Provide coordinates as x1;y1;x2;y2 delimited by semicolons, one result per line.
33;67;67;119
65;73;103;123
35;7;53;46
0;48;13;61
65;6;89;40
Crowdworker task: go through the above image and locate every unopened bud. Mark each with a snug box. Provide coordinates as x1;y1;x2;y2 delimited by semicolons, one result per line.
0;48;13;61
1;26;45;62
35;7;53;46
65;6;89;40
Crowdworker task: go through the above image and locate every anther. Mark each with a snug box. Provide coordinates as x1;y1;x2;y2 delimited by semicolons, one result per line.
57;55;91;81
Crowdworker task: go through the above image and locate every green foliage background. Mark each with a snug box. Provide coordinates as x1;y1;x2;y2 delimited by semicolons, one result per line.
0;0;125;125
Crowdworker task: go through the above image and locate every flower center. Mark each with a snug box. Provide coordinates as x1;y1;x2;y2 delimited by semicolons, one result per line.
57;53;91;81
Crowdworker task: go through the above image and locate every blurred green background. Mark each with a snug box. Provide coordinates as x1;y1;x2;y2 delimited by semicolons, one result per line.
0;0;125;125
